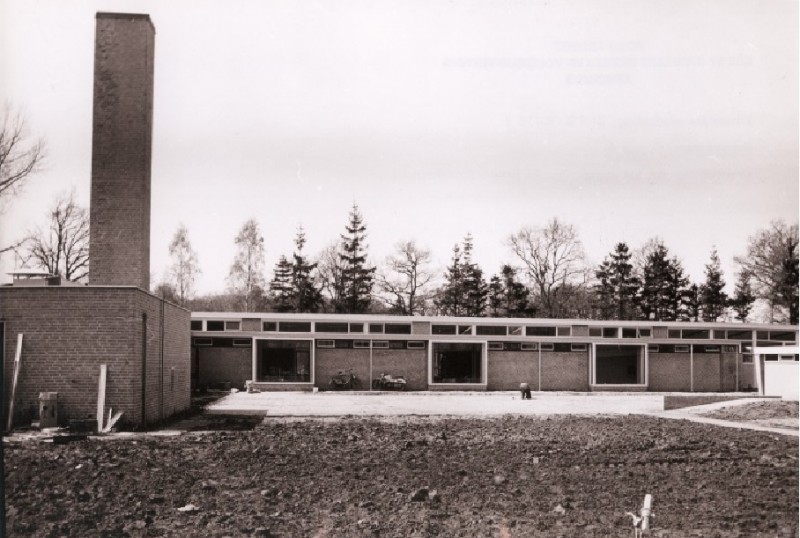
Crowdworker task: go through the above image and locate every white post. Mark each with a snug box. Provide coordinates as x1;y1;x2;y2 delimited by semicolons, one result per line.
754;352;763;396
6;333;23;432
97;364;107;432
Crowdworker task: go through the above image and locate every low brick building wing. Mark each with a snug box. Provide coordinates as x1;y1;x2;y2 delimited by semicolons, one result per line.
1;286;190;429
189;313;798;394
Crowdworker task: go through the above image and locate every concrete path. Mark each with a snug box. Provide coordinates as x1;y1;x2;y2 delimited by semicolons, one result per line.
205;391;799;437
645;398;799;438
206;391;666;417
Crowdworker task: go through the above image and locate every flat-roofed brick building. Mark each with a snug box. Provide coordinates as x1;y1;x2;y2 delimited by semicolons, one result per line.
189;312;798;393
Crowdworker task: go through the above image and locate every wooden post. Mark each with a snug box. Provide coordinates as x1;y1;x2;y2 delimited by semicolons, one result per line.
6;333;23;432
97;364;107;432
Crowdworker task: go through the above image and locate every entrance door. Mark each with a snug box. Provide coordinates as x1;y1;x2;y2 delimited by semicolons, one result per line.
595;344;645;385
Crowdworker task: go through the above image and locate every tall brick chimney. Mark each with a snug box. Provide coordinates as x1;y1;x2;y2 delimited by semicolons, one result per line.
89;13;155;290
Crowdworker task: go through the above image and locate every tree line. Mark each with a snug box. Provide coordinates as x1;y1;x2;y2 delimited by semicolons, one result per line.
2;106;797;324
9;194;800;325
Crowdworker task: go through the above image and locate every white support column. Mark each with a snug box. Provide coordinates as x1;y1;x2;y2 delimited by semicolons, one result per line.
690;345;694;392
537;346;542;391
252;339;258;383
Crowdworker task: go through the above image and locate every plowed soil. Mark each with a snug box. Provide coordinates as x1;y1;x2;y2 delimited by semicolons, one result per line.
4;415;798;537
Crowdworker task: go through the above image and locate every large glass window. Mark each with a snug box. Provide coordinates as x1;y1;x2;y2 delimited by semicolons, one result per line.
432;342;483;384
595;344;644;385
256;340;311;382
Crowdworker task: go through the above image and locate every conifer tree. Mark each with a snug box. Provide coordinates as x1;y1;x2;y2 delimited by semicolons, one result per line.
435;235;488;317
435;244;465;316
337;204;375;313
594;242;639;320
490;265;531;317
700;247;728;321
487;275;504;317
291;227;323;313
269;255;294;312
460;234;488;316
731;270;756;321
684;283;702;322
637;242;688;321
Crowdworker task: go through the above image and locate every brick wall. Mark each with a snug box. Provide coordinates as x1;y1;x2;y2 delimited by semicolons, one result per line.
0;287;189;429
739;362;757;391
720;353;738;392
136;296;191;423
89;13;155;290
314;348;370;390
693;353;722;392
487;351;538;390
649;353;691;391
196;347;251;390
372;349;427;390
540;352;589;391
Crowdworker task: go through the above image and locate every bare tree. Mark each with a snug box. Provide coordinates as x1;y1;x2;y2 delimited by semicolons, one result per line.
25;192;89;281
508;218;587;318
378;240;435;315
734;220;799;323
315;241;346;312
1;104;47;255
166;224;200;307
227;218;267;312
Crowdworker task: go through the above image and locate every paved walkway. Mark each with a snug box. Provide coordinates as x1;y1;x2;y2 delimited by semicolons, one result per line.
205;391;799;437
207;391;662;417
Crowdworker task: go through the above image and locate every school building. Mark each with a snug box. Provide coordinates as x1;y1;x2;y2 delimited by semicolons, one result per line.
190;312;798;393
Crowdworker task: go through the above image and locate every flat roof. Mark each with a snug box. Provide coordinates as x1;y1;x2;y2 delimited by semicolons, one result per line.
190;311;798;331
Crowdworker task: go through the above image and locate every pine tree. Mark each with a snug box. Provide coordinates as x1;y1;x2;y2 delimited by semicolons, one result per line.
291;227;323;313
594;243;639;320
731;271;755;321
435;235;488;317
684;283;701;322
700;247;728;321
435;244;465;316
487;275;504;317
269;255;294;312
499;265;530;317
638;242;688;321
337;204;375;313
460;234;488;316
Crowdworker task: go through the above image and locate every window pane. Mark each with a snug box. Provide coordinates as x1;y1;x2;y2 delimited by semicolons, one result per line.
206;321;225;331
476;325;507;336
190;320;202;331
316;322;349;333
526;326;556;337
279;322;311;332
432;325;456;335
385;324;412;335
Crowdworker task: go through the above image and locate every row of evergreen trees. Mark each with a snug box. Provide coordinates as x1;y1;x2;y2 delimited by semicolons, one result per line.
175;205;797;324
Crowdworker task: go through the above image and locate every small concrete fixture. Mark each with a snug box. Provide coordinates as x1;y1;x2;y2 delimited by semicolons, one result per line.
626;494;653;537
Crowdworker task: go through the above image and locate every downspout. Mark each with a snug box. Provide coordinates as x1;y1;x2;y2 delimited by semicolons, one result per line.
141;313;147;430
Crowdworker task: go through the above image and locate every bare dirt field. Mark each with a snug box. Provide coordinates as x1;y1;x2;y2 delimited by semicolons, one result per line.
4;414;798;537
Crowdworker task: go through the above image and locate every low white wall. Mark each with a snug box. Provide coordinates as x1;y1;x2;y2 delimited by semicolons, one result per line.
763;362;799;400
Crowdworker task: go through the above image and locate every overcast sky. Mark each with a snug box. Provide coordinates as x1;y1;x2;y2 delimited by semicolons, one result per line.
1;0;797;294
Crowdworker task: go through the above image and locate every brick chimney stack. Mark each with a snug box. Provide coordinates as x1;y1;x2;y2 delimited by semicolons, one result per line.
89;13;155;290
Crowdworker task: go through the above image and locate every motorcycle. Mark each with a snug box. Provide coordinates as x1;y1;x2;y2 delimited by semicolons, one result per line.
372;373;407;390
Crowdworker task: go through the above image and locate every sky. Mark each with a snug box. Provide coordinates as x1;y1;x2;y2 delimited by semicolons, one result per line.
1;0;797;295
